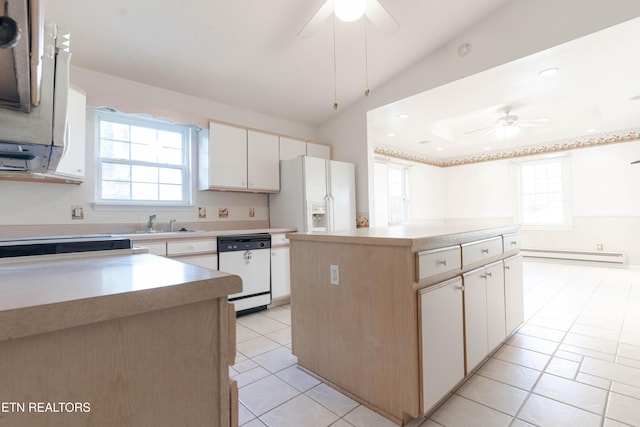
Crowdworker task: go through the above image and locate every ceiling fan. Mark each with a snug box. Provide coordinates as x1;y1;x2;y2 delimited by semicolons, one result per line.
298;0;400;38
464;107;550;139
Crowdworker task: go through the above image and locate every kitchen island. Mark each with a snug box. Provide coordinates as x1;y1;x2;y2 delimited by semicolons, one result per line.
287;223;522;425
0;253;241;427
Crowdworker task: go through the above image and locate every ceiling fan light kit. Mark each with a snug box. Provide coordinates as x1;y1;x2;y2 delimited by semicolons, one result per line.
334;0;366;22
495;125;521;139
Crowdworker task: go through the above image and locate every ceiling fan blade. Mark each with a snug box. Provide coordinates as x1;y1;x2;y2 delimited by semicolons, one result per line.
298;0;334;38
464;125;495;135
365;0;400;36
517;118;551;128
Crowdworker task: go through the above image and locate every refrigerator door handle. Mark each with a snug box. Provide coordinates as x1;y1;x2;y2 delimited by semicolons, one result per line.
325;195;334;231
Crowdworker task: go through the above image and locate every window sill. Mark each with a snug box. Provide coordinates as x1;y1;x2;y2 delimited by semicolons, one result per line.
92;202;193;212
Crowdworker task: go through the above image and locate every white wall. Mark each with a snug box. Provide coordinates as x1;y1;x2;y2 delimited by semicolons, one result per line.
407;163;445;221
406;142;640;265
317;0;640;222
0;67;318;229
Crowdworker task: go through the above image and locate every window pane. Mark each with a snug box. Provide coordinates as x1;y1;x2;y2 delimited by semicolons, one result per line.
132;182;159;200
100;139;130;160
100;121;129;141
130;126;156;144
158;147;183;165
132;165;159;183
102;163;130;181
130;141;156;162
159;168;182;184
159;184;182;201
158;130;183;149
102;181;130;199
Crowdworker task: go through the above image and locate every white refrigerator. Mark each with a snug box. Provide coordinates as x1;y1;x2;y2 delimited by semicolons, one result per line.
269;156;356;232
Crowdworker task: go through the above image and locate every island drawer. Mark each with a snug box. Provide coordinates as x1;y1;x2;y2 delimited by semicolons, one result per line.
502;233;521;252
167;239;217;256
417;245;461;281
461;237;503;267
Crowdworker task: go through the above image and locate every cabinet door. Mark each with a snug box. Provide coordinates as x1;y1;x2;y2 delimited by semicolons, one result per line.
55;86;86;179
463;267;488;373
504;255;524;335
420;277;465;414
207;122;247;190
271;246;290;299
173;254;218;270
485;261;506;352
248;130;280;192
306;142;331;159
279;137;307;161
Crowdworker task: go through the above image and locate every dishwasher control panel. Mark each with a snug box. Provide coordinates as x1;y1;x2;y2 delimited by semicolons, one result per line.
217;233;271;252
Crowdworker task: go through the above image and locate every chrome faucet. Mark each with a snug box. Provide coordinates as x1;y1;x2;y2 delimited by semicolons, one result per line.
169;219;177;232
146;214;156;232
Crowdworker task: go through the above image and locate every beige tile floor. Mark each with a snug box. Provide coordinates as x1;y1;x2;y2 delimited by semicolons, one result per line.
231;261;640;426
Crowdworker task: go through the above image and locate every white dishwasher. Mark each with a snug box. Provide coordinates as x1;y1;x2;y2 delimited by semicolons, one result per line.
217;233;271;315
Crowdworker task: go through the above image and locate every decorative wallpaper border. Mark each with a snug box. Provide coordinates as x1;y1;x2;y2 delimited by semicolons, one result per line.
374;128;640;168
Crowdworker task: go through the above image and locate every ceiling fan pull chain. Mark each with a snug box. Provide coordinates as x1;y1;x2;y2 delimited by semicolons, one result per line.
364;18;370;96
333;14;339;110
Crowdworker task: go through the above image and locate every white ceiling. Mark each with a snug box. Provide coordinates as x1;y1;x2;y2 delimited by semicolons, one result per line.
368;16;640;160
44;0;511;126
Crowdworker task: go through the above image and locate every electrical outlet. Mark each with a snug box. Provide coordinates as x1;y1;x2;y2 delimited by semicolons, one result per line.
330;264;340;285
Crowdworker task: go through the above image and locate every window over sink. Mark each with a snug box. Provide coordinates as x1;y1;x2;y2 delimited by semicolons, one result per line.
94;109;193;206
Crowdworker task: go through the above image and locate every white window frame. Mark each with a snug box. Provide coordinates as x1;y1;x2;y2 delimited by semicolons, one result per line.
94;109;192;207
516;155;572;230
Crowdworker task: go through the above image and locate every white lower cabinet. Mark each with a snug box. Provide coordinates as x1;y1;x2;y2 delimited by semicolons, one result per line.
463;261;506;373
462;268;489;373
419;277;465;413
504;255;524;335
485;261;506;351
270;246;290;300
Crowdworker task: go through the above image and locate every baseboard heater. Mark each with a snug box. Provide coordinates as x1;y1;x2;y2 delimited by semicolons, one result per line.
521;248;626;265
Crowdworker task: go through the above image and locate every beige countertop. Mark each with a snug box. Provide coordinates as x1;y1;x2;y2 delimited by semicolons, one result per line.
0;253;241;342
286;222;520;252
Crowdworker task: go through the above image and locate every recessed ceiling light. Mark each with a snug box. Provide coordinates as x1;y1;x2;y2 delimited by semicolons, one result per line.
397;113;409;119
436;147;444;151
586;128;597;133
483;146;492;150
417;140;430;144
387;132;396;137
539;67;559;77
631;94;640;101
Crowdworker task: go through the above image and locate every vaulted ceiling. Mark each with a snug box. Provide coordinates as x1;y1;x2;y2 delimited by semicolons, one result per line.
45;0;510;126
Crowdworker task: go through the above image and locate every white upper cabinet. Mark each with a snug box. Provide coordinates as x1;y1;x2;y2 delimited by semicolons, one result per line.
199;122;279;193
279;137;307;161
248;130;279;192
199;122;247;191
54;86;86;180
306;142;331;159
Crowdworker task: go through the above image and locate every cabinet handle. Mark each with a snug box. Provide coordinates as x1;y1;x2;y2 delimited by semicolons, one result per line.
455;285;465;292
486;272;493;277
511;241;518;245
481;248;489;254
505;265;511;270
437;259;447;267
